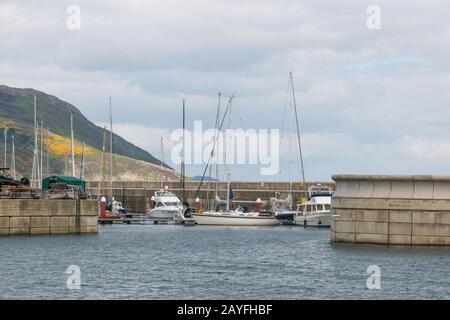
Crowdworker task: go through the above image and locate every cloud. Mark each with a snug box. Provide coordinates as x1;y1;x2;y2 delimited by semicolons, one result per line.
1;0;450;180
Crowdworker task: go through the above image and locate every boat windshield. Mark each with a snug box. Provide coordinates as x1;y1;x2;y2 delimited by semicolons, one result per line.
163;202;181;207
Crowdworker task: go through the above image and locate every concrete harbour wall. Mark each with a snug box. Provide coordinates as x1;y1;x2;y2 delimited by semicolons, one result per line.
86;180;335;213
0;199;98;236
331;175;450;246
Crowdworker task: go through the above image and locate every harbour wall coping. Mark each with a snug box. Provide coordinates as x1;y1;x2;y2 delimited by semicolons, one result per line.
0;199;98;236
331;175;450;246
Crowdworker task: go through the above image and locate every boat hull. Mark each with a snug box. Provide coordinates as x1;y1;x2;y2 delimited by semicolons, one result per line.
192;213;280;226
294;213;331;227
147;208;179;221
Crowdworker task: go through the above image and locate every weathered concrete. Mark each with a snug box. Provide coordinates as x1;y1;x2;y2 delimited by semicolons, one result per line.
0;199;98;236
331;175;450;246
86;180;335;213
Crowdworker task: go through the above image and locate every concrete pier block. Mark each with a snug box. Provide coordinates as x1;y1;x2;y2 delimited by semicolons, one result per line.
0;217;9;228
51;217;70;228
412;223;450;237
0;199;99;236
51;227;70;234
334;221;355;233
412;236;450;246
31;217;50;228
332;209;355;221
10;217;30;228
331;175;450;246
355;210;388;222
412;211;450;225
356;221;388;234
389;235;412;245
389;222;412;235
355;233;389;244
30;228;51;234
333;232;356;243
80;226;98;233
389;210;412;223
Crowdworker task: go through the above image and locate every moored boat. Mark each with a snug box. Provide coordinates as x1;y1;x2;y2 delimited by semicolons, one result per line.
146;186;183;222
192;209;279;226
293;185;332;227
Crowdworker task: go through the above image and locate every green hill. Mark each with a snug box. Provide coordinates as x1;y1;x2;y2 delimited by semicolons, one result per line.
0;85;176;181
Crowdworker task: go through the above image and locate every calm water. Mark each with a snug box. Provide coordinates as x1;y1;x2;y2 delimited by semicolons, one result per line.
0;224;449;299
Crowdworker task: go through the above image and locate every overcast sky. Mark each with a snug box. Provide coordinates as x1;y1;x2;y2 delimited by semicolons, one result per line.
1;0;450;181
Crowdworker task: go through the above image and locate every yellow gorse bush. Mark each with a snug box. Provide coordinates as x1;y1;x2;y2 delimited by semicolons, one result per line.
45;133;95;156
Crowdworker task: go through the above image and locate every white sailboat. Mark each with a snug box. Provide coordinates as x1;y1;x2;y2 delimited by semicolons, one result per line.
191;96;279;226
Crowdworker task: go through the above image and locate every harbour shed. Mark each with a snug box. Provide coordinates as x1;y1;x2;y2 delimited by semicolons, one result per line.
42;175;86;192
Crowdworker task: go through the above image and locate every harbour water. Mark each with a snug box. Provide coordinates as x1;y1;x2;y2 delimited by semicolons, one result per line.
0;224;449;300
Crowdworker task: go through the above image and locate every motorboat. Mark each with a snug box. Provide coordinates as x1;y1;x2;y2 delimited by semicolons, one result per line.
146;186;183;222
293;185;333;227
271;194;296;224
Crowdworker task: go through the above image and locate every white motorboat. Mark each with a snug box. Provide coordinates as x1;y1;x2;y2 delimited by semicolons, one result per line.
147;187;183;221
293;185;333;227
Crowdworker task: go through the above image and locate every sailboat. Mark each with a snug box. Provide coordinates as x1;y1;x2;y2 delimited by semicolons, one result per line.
272;72;333;227
191;96;279;226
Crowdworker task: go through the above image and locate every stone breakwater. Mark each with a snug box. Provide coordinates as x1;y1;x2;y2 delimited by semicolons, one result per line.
0;199;98;236
331;175;450;246
86;180;335;213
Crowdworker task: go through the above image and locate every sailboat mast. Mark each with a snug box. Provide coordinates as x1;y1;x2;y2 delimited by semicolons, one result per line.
40;120;43;181
98;126;107;199
80;142;85;180
159;137;164;189
70;113;76;177
215;93;221;194
31;95;39;188
64;154;68;175
207;92;221;208
109;97;113;198
46;126;50;176
3;128;7;168
289;72;306;187
182;100;185;202
226;96;234;212
11;134;16;180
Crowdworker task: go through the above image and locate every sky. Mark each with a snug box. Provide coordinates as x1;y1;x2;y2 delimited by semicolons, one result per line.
1;0;450;181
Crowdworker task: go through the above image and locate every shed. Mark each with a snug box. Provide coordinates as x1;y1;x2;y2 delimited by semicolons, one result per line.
42;175;86;192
